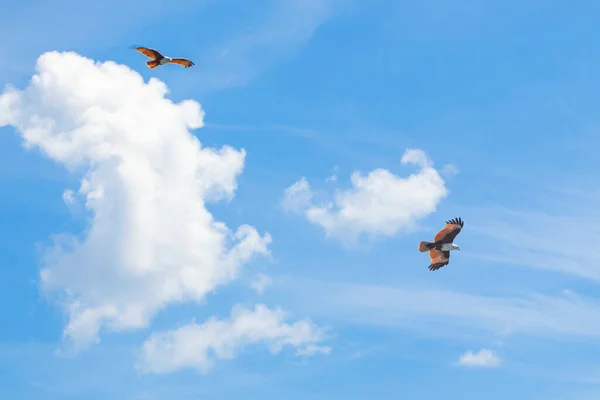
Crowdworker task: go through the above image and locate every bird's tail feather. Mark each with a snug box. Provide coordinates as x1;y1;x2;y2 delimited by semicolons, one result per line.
146;60;159;69
418;241;435;252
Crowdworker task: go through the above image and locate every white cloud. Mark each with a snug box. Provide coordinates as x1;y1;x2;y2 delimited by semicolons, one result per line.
251;273;272;295
282;177;313;213
282;149;448;243
325;167;339;183
62;189;75;205
138;304;331;374
0;51;273;351
441;163;459;177
456;349;501;368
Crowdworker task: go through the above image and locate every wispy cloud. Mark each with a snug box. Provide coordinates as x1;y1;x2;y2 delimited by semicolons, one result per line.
189;0;343;90
325;173;338;183
251;273;272;295
465;205;600;281
441;163;460;178
203;122;420;172
280;279;600;342
456;348;501;368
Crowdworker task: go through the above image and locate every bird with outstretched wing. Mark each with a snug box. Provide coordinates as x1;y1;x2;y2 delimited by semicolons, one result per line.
130;45;195;69
417;217;464;271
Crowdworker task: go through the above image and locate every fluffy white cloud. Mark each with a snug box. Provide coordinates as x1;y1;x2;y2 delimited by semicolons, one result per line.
138;304;331;374
0;51;274;350
282;149;448;243
456;349;501;368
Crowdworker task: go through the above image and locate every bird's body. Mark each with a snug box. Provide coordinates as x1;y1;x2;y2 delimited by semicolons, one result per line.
130;46;195;69
418;217;464;271
440;242;461;251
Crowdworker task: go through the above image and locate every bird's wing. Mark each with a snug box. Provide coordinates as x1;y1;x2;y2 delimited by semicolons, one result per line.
130;46;164;60
169;58;195;68
433;217;464;243
428;249;450;271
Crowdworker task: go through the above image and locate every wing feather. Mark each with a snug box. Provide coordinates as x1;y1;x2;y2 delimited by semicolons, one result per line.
169;58;195;68
130;45;164;60
428;249;450;271
433;217;464;243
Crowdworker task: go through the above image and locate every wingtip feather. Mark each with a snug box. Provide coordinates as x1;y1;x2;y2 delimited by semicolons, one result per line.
446;217;464;227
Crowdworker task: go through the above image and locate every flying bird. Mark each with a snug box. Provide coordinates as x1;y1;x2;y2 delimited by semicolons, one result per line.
418;217;464;271
130;45;195;69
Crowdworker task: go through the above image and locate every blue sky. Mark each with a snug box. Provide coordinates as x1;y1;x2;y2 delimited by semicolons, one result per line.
2;0;600;398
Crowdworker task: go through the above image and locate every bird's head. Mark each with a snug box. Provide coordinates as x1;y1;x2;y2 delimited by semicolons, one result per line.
453;243;460;251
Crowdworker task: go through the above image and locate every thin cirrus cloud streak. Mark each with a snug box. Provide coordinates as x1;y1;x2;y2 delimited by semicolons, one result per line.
282;280;600;342
464;206;600;281
0;51;329;370
185;0;343;91
282;148;449;245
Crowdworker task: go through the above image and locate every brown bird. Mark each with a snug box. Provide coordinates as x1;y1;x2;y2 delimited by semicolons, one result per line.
418;217;464;271
130;45;195;69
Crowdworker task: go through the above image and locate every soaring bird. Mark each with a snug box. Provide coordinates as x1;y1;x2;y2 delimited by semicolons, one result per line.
418;217;464;271
130;45;195;69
